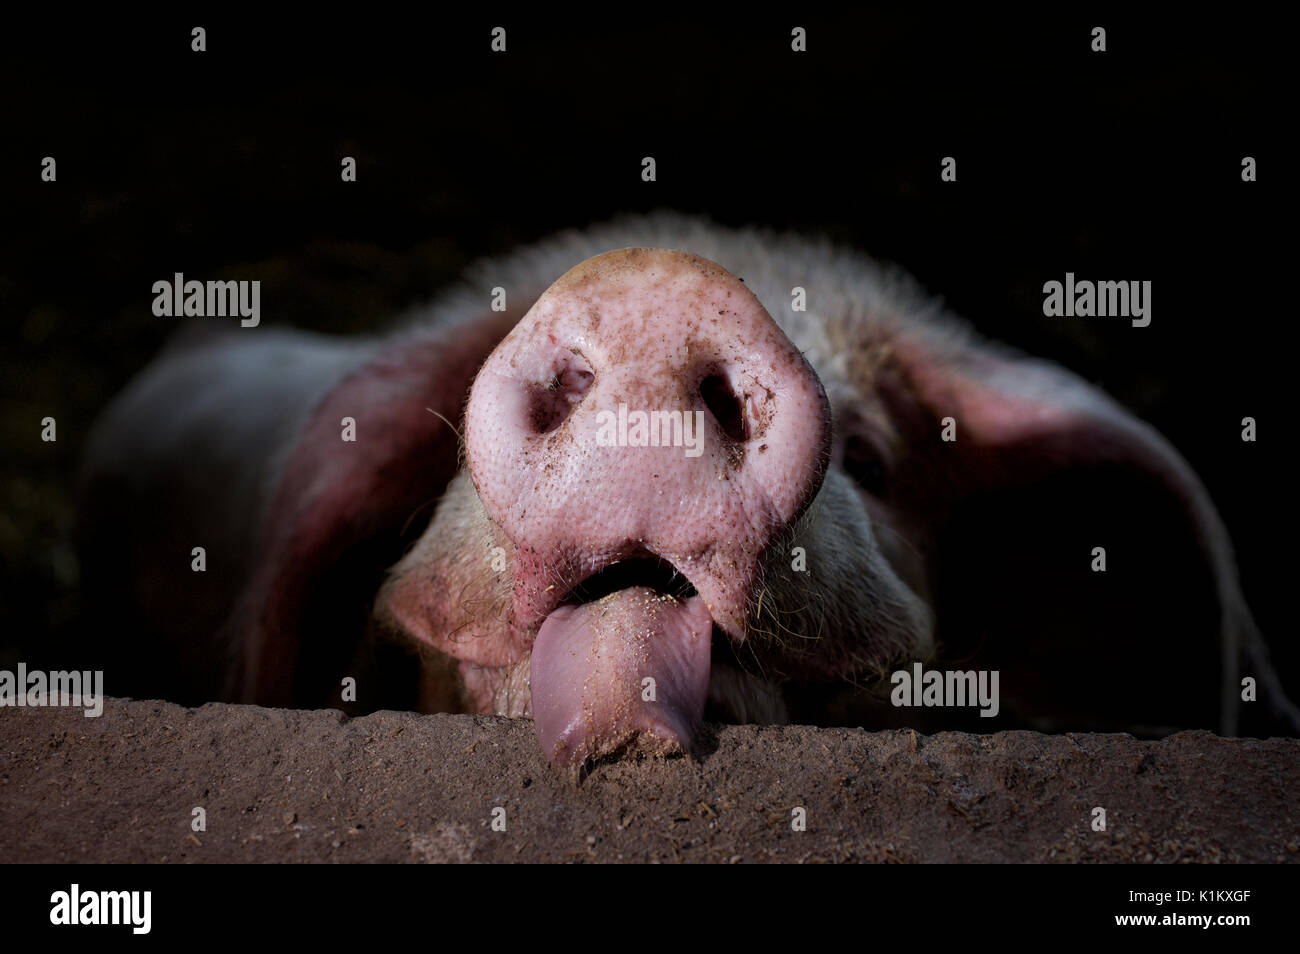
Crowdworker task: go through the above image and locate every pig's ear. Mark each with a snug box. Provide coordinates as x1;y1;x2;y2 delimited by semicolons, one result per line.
882;334;1296;736
230;313;518;707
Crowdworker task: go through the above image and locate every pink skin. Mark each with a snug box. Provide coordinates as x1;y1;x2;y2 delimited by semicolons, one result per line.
463;248;831;763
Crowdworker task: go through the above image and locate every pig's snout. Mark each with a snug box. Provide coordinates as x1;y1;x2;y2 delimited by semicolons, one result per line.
465;248;831;766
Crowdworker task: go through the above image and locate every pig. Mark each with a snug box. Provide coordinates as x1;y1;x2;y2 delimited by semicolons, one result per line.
78;213;1298;767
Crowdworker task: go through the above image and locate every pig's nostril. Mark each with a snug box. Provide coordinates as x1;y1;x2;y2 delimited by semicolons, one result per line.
526;388;571;435
525;359;593;435
699;373;747;442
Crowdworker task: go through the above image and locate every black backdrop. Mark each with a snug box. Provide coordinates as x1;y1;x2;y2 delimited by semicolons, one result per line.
1;11;1292;703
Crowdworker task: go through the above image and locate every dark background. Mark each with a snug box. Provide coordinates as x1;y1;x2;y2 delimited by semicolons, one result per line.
1;12;1292;700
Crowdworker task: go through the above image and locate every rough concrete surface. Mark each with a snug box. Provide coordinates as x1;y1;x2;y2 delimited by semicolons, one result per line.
1;698;1297;863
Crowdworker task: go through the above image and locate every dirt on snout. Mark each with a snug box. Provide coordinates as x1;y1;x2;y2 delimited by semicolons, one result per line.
1;698;1296;863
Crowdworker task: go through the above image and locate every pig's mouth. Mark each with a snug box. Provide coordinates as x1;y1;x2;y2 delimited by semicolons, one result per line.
552;557;772;713
524;553;744;766
558;556;697;606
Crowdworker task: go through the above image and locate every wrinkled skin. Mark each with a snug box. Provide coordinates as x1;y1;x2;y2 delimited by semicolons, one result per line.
79;215;1299;768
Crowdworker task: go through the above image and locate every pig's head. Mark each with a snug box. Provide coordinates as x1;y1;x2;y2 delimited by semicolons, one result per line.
237;229;1287;768
376;248;931;766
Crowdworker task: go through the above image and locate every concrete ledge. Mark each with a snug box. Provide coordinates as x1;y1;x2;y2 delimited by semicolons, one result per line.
2;698;1296;863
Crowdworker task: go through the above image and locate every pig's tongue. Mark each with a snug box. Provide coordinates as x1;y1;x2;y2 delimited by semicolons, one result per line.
530;587;712;766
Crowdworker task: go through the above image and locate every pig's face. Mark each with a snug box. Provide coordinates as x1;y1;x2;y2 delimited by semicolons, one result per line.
377;248;936;765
